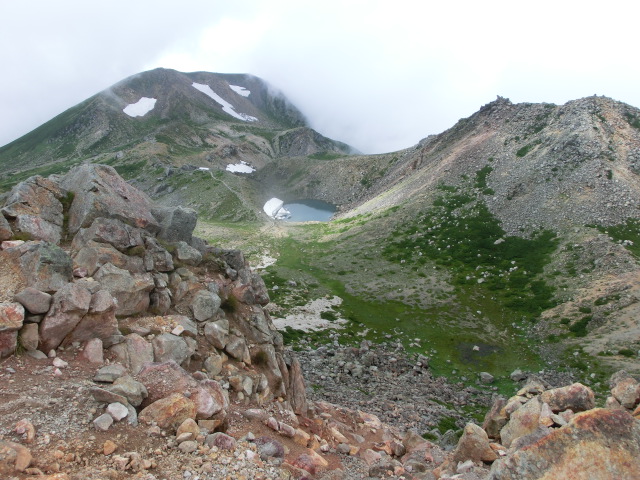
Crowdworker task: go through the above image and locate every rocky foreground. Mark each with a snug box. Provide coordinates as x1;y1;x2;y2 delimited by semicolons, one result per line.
1;165;640;479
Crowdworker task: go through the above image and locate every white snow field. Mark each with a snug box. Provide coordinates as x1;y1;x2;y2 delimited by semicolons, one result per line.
192;83;258;122
226;161;255;173
123;97;157;117
263;198;291;219
229;85;251;97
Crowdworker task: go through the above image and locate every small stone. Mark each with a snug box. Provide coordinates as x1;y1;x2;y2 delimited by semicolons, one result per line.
178;441;198;453
103;440;117;455
94;413;114;431
107;402;129;421
52;357;68;368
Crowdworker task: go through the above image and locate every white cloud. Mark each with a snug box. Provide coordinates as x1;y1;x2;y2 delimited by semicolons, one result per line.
1;0;640;153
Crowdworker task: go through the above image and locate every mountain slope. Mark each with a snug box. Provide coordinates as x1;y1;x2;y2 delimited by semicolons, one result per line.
0;68;353;195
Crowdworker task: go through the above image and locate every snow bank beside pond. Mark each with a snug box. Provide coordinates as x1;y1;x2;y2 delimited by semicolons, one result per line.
263;198;291;219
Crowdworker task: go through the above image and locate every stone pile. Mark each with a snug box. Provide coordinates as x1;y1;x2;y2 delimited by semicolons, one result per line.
433;373;640;479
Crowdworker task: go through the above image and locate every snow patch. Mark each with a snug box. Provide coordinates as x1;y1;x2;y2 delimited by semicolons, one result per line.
198;167;210;171
123;97;157;117
263;198;291;219
271;296;346;332
192;82;258;122
226;161;255;173
229;85;251;97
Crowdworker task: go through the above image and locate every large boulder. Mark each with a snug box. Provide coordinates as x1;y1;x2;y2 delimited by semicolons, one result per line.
39;283;92;352
1;176;67;244
73;240;145;277
488;409;640;479
71;217;145;253
109;333;154;375
152;333;191;366
174;241;202;266
59;164;160;235
153;206;197;244
191;290;221;322
500;396;542;448
62;290;120;347
94;263;154;316
539;382;595;413
138;393;196;431
18;242;73;293
14;287;52;315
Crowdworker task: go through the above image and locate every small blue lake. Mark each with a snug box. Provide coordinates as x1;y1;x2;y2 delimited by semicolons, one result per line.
282;199;336;222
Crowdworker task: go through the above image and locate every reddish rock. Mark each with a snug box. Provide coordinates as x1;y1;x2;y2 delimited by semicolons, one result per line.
63;290;119;346
0;214;11;241
483;397;508;439
611;376;640;410
38;283;92;352
0;330;18;358
488;409;640;479
0;440;32;473
136;360;197;407
110;333;154;375
79;338;104;364
139;393;196;431
205;432;236;450
288;356;308;416
0;302;25;331
539;383;595;413
176;418;200;439
500;397;541;448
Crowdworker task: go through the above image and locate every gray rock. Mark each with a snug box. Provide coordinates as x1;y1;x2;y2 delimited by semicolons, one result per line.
152;333;190;366
479;372;495;384
93;413;114;431
143;237;174;272
191;290;221;322
1;176;66;244
18;323;39;351
225;334;250;363
19;242;73;293
90;387;128;405
94;364;128;383
203;352;224;376
94;263;154;317
59;164;160;235
172;315;197;338
205;432;236;450
177;440;198;453
39;283;92;352
73;240;145;277
14;287;52;315
510;369;527;382
204;319;229;349
254;436;285;460
107;402;129;421
175;241;202;266
109;333;154;375
153;206;197;244
149;288;172;315
110;376;149;407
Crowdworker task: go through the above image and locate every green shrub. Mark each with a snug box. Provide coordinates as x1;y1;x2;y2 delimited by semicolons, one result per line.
252;349;269;365
618;348;635;357
221;294;239;313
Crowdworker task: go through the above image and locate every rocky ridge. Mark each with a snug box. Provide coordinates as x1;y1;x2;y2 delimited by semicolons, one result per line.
1;165;640;479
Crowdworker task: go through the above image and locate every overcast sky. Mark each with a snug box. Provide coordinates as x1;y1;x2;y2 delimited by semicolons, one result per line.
1;0;639;154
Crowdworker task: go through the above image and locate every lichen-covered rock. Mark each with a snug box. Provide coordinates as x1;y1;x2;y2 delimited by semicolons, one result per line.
152;333;190;366
138;393;196;431
60;164;160;235
191;290;221;322
18;242;73;293
39;283;92;352
152;205;197;244
610;372;640;410
500;397;542;448
539;382;595;413
488;409;640;479
174;241;202;266
1;176;66;244
94;263;154;317
451;423;498;465
73;240;145;277
204;318;228;349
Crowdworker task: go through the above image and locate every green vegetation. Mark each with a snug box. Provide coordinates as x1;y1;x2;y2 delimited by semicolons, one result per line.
308;152;343;160
383;187;558;318
624;111;640;130
593;219;640;258
516;140;541;157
